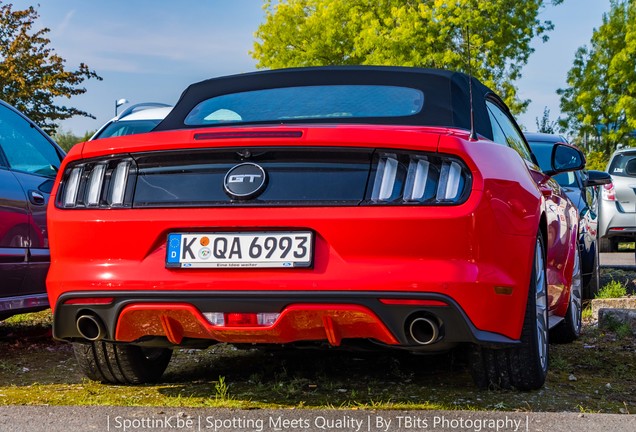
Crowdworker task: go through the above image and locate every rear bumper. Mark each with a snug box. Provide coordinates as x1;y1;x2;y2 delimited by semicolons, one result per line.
52;290;518;351
599;200;636;238
47;196;539;342
0;293;49;320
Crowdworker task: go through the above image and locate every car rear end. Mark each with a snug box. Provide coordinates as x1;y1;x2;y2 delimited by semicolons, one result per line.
599;149;636;250
47;67;554;388
47;122;541;352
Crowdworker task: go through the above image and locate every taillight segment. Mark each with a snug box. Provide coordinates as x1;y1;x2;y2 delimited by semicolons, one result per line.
56;158;137;209
602;183;616;201
370;152;471;205
56;150;472;209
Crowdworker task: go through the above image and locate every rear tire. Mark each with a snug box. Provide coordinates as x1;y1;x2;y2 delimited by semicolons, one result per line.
551;244;582;343
470;235;549;390
73;342;172;384
583;242;600;299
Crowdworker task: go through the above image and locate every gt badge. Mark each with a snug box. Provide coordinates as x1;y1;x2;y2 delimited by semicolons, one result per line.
223;163;267;200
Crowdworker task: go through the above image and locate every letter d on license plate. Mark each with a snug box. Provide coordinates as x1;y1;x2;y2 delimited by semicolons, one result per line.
166;231;313;268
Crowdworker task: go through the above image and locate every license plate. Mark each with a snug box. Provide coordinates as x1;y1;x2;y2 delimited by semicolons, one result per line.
166;231;313;268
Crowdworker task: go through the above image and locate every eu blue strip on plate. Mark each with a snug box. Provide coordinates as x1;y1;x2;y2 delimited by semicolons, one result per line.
166;233;182;265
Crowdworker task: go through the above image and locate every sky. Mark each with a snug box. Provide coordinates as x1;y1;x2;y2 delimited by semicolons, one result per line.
7;0;612;136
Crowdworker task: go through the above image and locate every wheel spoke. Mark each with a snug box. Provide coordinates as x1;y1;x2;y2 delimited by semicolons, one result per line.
535;239;548;371
570;247;582;333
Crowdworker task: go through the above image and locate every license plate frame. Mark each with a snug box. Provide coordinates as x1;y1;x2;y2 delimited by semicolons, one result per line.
166;231;313;269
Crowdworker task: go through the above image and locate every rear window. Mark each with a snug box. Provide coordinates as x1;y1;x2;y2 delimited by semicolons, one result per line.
94;119;161;139
184;85;424;126
608;152;636;177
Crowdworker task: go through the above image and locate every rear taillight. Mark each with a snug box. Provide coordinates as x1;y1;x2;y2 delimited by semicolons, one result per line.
56;158;137;209
110;161;132;206
62;166;82;207
602;183;616;201
369;152;471;205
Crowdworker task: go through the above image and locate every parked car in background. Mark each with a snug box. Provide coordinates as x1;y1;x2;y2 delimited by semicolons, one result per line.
48;67;585;390
525;132;611;298
0;100;65;319
90;103;172;140
598;147;636;253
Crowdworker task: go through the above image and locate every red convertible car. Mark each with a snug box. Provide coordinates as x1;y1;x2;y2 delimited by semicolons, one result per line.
47;67;584;389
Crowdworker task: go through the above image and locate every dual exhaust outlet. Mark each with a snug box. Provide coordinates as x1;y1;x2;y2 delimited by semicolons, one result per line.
406;315;441;345
76;314;106;341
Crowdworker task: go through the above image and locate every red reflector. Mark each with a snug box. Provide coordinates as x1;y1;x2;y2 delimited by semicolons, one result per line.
379;299;447;307
225;313;258;326
64;297;114;305
609;228;625;231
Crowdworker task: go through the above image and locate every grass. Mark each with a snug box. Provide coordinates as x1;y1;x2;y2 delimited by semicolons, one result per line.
3;309;53;327
549;351;570;372
596;280;628;299
599;268;636;295
615;324;633;339
214;375;231;401
600;314;633;339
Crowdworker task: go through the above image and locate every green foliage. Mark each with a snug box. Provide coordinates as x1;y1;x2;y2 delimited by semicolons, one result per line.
53;129;95;152
615;323;633;339
559;0;636;157
549;352;570;371
252;0;564;114
600;314;632;339
214;375;231;401
535;106;560;134
0;2;101;134
596;280;628;299
585;150;609;171
2;309;52;326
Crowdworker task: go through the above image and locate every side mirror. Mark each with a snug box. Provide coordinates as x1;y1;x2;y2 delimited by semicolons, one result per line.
546;143;586;176
584;170;612;187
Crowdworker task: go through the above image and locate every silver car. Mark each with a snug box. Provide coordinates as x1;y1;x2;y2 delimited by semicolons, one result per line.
599;147;636;252
90;102;172;140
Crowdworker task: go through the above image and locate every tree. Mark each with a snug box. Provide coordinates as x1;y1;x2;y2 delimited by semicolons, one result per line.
252;0;564;114
558;0;636;157
584;150;609;171
53;129;95;152
0;2;101;134
535;106;559;134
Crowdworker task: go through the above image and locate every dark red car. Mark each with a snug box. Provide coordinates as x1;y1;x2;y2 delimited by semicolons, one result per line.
1;99;64;319
47;67;584;389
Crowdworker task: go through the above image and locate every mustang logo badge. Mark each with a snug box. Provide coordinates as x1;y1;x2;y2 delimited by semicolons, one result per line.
223;163;267;199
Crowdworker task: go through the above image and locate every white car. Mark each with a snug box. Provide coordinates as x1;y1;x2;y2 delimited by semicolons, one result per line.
598;147;636;252
90;103;172;140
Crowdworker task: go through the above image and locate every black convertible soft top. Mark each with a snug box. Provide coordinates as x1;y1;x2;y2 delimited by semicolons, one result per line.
155;66;499;138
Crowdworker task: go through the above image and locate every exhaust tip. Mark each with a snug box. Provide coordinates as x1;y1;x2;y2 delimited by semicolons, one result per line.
408;316;440;345
76;314;105;341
